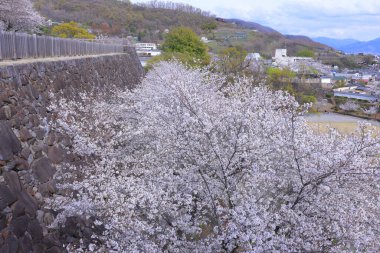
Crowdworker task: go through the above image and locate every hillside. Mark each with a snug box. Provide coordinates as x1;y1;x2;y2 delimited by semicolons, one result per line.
218;19;331;56
223;18;281;34
33;0;215;42
33;0;333;57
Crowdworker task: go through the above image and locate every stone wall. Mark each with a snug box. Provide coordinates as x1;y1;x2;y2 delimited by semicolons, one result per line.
0;51;144;252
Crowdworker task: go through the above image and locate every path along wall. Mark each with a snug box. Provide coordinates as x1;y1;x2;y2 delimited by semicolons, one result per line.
0;49;144;252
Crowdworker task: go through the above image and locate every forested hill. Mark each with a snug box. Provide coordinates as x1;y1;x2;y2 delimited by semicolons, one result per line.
33;0;332;55
33;0;215;42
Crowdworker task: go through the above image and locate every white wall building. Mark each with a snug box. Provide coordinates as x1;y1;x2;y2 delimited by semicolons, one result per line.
273;49;313;68
135;43;158;51
135;43;161;57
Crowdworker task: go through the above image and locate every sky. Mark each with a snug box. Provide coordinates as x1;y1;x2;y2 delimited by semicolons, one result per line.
131;0;380;41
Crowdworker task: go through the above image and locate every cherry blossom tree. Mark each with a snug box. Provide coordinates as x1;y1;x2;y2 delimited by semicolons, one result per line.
48;62;380;252
0;0;44;32
362;106;378;115
339;100;360;111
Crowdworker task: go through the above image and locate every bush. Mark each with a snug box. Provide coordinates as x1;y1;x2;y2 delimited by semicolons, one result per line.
51;21;96;39
160;26;210;66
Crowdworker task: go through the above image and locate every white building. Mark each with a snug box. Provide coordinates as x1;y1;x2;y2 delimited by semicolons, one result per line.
201;37;209;43
321;77;332;84
135;43;161;57
273;49;313;68
135;43;158;51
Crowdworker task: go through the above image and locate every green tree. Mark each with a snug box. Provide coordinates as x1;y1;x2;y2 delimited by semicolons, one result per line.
201;22;217;33
160;26;210;66
296;49;315;58
51;21;96;39
267;67;296;83
215;46;248;75
301;95;317;104
146;52;196;70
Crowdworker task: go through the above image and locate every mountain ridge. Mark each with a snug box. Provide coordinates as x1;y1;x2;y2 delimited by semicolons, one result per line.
313;37;380;54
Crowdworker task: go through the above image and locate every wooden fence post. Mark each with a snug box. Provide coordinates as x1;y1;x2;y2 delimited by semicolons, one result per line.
0;32;3;60
11;32;16;60
33;34;37;58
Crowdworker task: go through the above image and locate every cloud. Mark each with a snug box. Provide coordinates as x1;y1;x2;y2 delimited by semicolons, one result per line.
131;0;380;40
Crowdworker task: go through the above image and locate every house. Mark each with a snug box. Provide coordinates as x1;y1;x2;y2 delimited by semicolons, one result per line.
201;37;209;43
320;77;333;89
135;43;161;57
321;77;332;84
135;43;157;51
333;86;378;102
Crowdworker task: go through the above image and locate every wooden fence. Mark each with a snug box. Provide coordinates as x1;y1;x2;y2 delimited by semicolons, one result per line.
77;38;132;46
0;31;124;61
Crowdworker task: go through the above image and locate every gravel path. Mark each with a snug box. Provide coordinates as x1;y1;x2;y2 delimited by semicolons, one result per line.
0;53;126;67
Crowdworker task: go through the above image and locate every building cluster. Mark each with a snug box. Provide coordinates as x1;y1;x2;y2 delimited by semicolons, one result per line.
245;48;380;103
331;71;380;102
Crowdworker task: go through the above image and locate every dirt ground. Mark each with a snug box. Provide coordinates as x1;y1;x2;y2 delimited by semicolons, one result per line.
307;122;380;134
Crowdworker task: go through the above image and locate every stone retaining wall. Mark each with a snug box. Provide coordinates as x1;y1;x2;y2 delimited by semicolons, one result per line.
0;51;143;252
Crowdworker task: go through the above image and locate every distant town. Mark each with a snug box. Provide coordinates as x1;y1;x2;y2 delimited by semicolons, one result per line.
135;39;379;120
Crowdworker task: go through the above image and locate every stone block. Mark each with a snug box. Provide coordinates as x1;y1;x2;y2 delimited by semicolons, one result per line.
19;127;33;142
46;133;55;146
16;191;37;217
0;235;19;253
0;184;17;210
15;157;30;171
11;200;26;218
0;213;6;231
46;246;63;253
27;84;39;100
34;127;46;140
0;121;22;161
19;234;33;253
48;146;65;164
20;148;31;160
32;243;45;253
0;68;11;79
9;215;29;237
2;106;12;119
42;232;61;249
3;171;22;194
28;219;43;242
31;157;56;183
38;180;57;197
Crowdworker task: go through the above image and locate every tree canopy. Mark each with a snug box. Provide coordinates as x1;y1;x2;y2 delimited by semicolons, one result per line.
158;26;210;66
51;21;95;39
215;46;248;75
267;67;296;85
49;61;380;252
296;49;315;58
